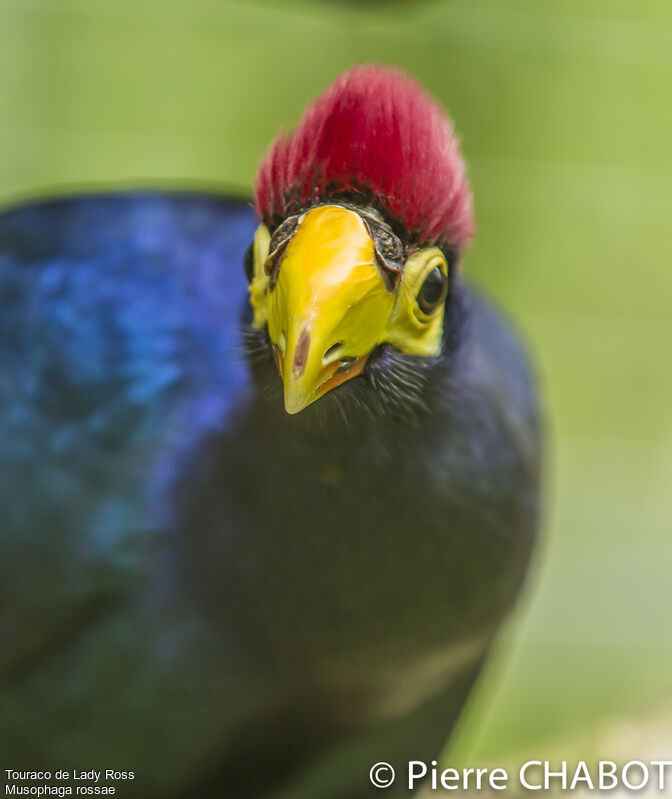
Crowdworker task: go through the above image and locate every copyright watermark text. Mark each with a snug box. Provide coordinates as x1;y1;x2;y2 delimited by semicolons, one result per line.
367;759;672;791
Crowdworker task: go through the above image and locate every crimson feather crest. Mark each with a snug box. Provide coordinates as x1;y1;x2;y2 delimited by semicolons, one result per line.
255;65;474;257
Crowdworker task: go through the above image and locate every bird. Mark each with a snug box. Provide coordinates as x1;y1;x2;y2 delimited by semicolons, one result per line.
0;65;541;798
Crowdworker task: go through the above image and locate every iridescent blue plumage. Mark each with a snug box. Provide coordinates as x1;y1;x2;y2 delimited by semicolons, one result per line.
1;194;262;793
0;192;541;799
0;192;257;518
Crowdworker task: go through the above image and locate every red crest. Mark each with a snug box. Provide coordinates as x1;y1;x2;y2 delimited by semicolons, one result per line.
255;65;474;256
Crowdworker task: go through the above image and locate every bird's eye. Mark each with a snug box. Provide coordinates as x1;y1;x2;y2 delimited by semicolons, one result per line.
244;242;254;282
417;266;448;314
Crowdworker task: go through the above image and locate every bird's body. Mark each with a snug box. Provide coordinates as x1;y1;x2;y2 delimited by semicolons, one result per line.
1;67;542;798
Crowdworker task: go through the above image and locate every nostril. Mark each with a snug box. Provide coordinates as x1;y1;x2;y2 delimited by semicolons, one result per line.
322;342;344;365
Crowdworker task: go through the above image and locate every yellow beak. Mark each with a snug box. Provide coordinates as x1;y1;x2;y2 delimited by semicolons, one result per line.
266;205;395;414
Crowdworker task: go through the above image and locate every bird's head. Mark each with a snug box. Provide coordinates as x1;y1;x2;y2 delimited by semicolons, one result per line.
247;65;474;417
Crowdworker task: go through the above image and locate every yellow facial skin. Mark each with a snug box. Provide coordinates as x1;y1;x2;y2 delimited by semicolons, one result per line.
383;247;448;357
248;205;448;414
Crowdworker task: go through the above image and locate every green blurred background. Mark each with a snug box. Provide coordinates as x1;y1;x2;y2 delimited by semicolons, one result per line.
2;0;670;766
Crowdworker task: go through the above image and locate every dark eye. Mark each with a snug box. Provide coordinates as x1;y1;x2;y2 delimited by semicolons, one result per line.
417;266;448;314
244;242;254;282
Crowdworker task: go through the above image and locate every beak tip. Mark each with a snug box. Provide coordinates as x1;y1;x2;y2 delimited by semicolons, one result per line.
283;390;310;415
